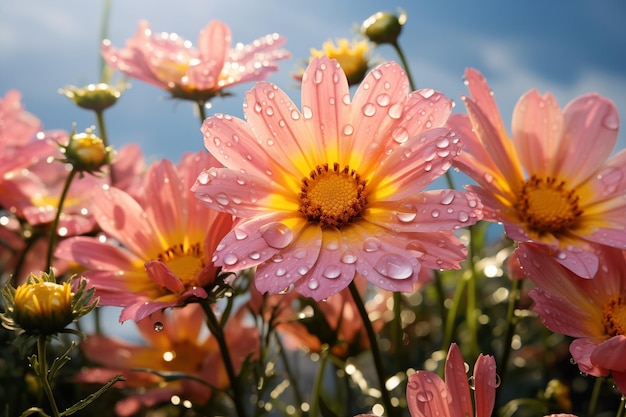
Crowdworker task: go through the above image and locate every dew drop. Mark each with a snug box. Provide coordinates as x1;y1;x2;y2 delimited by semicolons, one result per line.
374;253;413;279
260;223;294;249
440;190;455;205
362;103;376;117
388;103;403;119
234;229;248;240
343;124;354;136
396;206;417;223
294;248;307;259
154;322;164;332
326;239;339;251
602;112;619;130
291;110;301;120
276;267;287;277
341;250;357;264
415;390;434;402
458;211;470;223
249;252;261;260
215;192;230;206
308;278;319;290
302;106;313;119
322;265;341;279
314;69;324;84
196;171;211;185
431;209;440;218
376;93;390;106
223;253;239;266
392;127;409;143
363;237;382;252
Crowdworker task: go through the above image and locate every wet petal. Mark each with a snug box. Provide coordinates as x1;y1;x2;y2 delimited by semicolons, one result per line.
473;353;497;417
55;236;139;271
406;371;452;417
569;337;610;377
444;344;472;417
145;260;185;293
590;335;626;372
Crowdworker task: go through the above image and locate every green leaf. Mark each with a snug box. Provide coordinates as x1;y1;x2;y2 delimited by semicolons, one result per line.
60;374;125;416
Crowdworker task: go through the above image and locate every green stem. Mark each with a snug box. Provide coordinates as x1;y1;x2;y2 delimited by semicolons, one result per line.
99;0;113;83
432;270;448;335
46;168;78;271
348;281;396;417
37;336;60;417
308;346;330;417
498;278;521;384
390;291;404;366
616;396;625;417
201;303;248;417
588;377;603;417
95;110;109;148
441;271;467;375
197;100;207;124
465;227;479;360
390;41;416;91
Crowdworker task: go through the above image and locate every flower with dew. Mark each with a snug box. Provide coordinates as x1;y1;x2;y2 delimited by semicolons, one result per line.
101;19;290;102
355;343;497;417
54;151;234;322
193;56;482;301
298;38;372;86
450;68;625;278
1;270;96;336
77;303;259;416
517;242;626;396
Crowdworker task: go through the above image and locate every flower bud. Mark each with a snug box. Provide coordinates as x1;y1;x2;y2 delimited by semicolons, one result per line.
63;130;115;173
309;39;371;86
60;83;122;112
361;11;407;45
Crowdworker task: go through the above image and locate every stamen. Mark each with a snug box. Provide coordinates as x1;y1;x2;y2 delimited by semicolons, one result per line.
299;162;367;228
603;295;626;337
156;242;205;287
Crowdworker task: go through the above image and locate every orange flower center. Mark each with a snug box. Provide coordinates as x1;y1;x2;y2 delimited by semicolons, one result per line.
299;162;368;228
157;243;206;288
515;175;582;235
603;295;626;337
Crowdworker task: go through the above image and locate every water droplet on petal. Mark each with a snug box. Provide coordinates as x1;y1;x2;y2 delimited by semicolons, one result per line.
154;322;164;332
249;252;261;260
388;103;403;119
276;267;287;277
363;237;381;252
603;112;619;130
458;211;470;222
362;103;376;117
302;106;313;119
376;93;390;106
374;253;413;279
343;124;354;136
308;278;319;290
260;223;294;249
397;205;418;223
415;390;434;402
440;190;455;205
322;265;341;279
392;127;409;143
216;192;229;206
196;171;211;185
341;250;357;264
234;229;248;240
223;253;239;266
431;209;440;218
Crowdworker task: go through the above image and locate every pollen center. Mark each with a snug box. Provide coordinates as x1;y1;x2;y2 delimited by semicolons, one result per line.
603;295;626;337
299;162;368;228
515;175;582;235
157;243;205;288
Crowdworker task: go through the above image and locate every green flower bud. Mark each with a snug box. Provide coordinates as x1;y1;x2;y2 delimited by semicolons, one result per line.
62;130;115;173
60;83;122;112
361;10;407;45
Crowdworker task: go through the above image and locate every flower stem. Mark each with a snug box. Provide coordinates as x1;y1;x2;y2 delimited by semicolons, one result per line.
498;277;521;385
308;346;330;417
616;395;625;417
465;226;480;360
196;100;207;124
390;41;416;91
588;376;603;417
348;281;396;417
37;336;60;417
202;302;248;417
46;168;78;272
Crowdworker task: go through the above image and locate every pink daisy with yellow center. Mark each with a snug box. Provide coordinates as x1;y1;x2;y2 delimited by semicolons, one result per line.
193;56;482;300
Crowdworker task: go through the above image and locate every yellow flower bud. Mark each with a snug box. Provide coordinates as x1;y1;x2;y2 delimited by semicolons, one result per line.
63;130;115;173
361;10;407;45
13;278;74;334
310;39;371;86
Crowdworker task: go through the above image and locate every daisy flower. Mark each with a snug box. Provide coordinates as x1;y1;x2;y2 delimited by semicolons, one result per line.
55;151;234;322
517;242;626;396
193;56;482;300
450;68;625;278
101;20;290;102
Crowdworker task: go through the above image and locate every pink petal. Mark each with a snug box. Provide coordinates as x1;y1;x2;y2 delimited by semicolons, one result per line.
473;353;497;417
92;185;159;257
300;56;351;164
120;299;177;323
193;166;297;217
511;89;563;176
558;94;619;185
293;227;356;299
144;260;185;293
444;344;473;417
464;68;508;136
590;335;626;372
613;370;626;397
551;245;599;279
55;236;139;270
371;128;462;200
406;371;452;417
569;337;610;377
581;149;626;212
191;20;230;89
255;222;323;296
406;232;468;271
364;190;481;233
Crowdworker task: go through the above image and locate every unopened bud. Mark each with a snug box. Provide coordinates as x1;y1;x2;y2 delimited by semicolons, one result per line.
60;83;122;112
361;11;407;45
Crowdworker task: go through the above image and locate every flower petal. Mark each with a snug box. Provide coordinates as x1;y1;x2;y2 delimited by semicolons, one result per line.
145;260;185;293
558;94;619;185
590;335;626;372
55;236;139;271
569;337;610;377
406;371;452;417
444;344;473;417
473;353;497;417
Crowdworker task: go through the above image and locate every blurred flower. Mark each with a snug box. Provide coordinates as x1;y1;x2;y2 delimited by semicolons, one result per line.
193;56;481;301
61;129;115;174
101;20;290;102
77;303;259;416
450;68;625;278
361;10;407;45
517;242;626;396
55;151;234;322
59;82;123;112
0;270;96;335
298;38;372;86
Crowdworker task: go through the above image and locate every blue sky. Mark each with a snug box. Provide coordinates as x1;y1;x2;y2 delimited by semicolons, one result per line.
1;0;625;164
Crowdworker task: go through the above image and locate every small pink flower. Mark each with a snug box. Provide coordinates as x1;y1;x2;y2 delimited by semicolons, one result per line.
55;151;234;322
193;56;482;300
517;242;626;396
77;304;259;416
102;20;290;102
450;68;625;278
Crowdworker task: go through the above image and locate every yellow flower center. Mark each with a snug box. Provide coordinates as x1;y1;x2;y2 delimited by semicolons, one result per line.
515;175;582;235
156;243;206;288
299;163;368;228
603;295;626;337
13;281;74;333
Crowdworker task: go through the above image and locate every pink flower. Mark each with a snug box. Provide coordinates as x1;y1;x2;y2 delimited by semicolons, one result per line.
450;68;625;278
101;20;290;102
55;151;234;322
193;56;482;300
517;242;626;396
77;304;259;416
